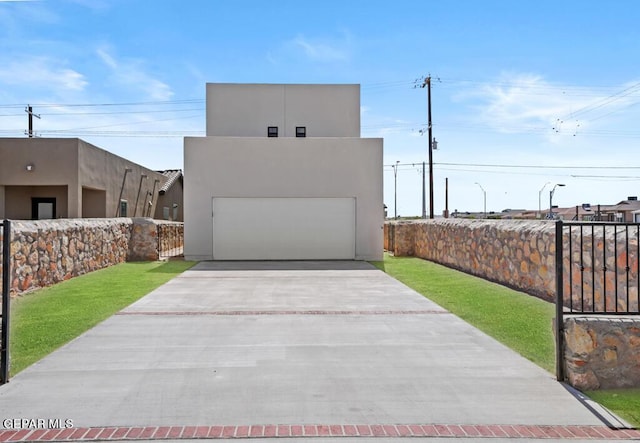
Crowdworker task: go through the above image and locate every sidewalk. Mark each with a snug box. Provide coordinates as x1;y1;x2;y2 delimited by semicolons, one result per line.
0;261;636;441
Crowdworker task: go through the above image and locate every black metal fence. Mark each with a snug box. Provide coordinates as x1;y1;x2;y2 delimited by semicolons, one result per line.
555;220;640;380
1;219;11;385
157;222;184;259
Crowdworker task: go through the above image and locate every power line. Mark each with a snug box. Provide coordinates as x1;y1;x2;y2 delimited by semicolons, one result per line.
3;76;640;140
1;77;639;110
0;99;204;109
557;81;640;121
0;107;204;117
434;162;640;170
384;163;640;181
571;174;640;179
383;162;640;178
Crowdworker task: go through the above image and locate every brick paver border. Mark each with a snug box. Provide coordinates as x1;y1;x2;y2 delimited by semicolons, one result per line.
1;424;638;441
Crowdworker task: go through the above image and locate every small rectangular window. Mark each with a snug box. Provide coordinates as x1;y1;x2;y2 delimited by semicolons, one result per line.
296;126;306;138
120;200;128;217
267;126;278;137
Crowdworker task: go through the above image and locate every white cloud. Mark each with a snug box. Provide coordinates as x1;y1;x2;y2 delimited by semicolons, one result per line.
0;0;60;24
96;47;174;101
290;35;349;62
0;56;88;91
96;48;117;69
455;73;640;141
269;31;353;64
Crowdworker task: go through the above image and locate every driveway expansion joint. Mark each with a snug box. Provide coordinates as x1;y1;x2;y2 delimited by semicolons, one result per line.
116;310;451;316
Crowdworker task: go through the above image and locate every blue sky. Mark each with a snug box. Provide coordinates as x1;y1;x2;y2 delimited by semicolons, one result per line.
1;0;639;217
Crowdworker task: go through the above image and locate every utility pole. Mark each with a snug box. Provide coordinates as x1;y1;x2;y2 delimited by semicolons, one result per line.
445;177;449;218
25;105;41;138
419;76;435;218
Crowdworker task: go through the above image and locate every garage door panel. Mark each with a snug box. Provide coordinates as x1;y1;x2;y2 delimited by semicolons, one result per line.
212;197;355;260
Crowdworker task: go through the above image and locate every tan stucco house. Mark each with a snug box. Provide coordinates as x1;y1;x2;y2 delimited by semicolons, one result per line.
0;138;183;221
156;169;184;221
183;83;384;261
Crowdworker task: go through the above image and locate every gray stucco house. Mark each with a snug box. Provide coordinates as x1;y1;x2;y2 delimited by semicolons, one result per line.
183;83;384;261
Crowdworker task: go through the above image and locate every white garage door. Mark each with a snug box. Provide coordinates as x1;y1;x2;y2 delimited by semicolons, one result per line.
212;197;356;260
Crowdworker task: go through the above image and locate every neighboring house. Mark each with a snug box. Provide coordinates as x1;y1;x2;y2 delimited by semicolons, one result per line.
592;198;640;222
553;205;596;221
490;199;640;222
183;83;384;261
155;169;184;221
0;138;182;220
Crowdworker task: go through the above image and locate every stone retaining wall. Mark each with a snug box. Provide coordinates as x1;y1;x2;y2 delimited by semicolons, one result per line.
385;219;640;309
563;317;640;390
0;218;183;295
386;219;557;300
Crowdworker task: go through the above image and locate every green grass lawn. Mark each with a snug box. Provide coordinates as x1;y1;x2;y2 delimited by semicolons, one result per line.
585;389;640;427
10;260;195;375
373;253;640;427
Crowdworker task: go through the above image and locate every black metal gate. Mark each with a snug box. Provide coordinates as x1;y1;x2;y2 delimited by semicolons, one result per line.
1;219;11;385
555;220;640;381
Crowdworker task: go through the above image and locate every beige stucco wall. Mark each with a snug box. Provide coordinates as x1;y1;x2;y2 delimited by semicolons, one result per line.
206;83;360;138
155;179;184;221
184;136;383;261
4;185;69;219
0;138;79;219
0;138;169;220
77;140;167;218
81;187;106;218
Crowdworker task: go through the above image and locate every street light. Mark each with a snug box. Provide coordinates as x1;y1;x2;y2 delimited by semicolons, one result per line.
393;161;400;219
549;183;566;219
474;182;486;219
538;182;551;219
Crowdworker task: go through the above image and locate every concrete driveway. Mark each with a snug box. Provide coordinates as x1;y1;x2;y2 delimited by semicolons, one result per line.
0;260;636;441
